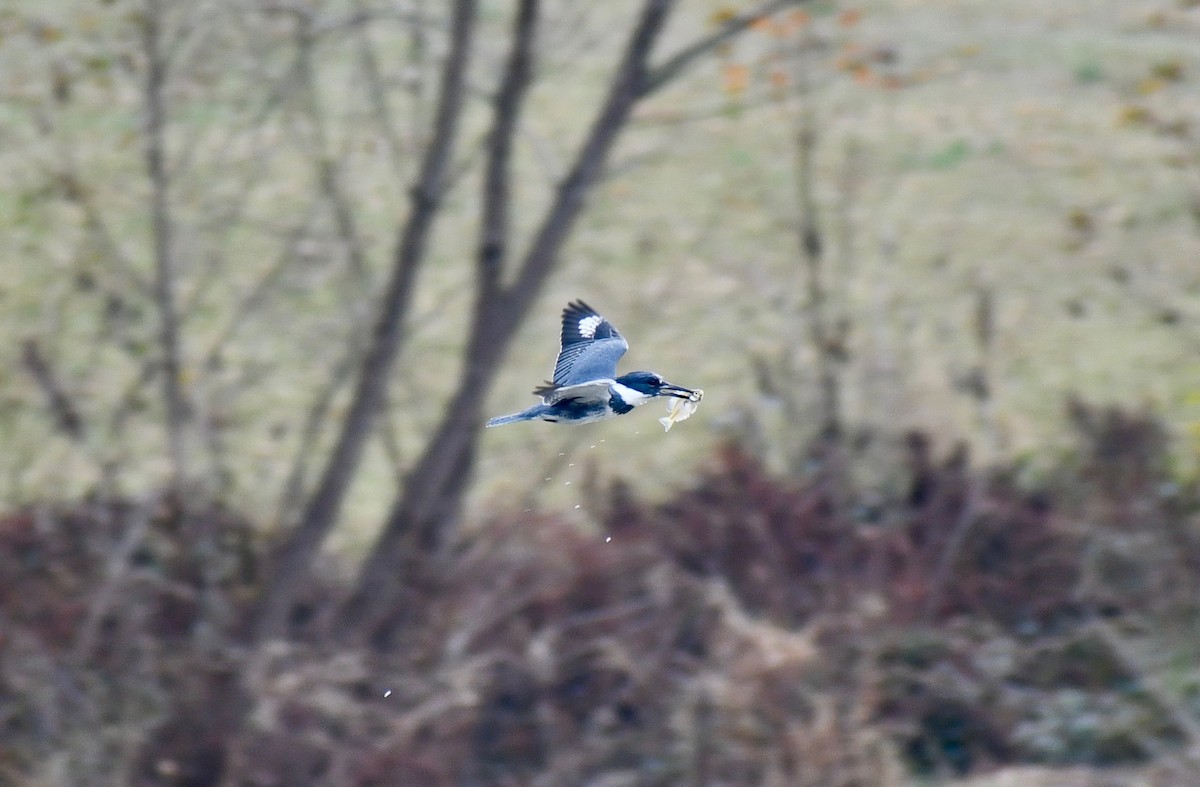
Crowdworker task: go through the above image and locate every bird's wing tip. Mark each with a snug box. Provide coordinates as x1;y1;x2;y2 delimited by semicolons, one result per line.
563;298;595;317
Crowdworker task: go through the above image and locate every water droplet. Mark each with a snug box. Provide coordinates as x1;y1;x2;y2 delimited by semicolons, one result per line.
558;452;565;456
383;689;392;698
574;504;581;510
544;477;551;482
590;444;596;449
605;536;612;543
568;463;575;467
564;481;572;486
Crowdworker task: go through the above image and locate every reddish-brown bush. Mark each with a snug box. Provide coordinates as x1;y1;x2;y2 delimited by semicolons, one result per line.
2;407;1196;785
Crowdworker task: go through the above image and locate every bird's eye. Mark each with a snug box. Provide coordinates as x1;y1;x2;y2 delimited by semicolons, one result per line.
652;376;663;387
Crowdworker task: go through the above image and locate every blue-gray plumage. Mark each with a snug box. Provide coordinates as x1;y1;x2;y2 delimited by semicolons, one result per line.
486;300;698;427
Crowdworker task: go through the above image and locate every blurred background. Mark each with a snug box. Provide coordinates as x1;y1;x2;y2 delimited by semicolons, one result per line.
3;1;1200;784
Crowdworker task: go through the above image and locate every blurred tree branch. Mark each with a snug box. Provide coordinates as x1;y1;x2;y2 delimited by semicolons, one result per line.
9;0;807;644
335;0;545;637
641;0;800;97
143;0;191;489
337;0;809;640
21;339;86;443
251;0;480;641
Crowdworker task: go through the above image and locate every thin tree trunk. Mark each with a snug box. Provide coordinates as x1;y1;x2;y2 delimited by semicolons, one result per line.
250;0;478;643
792;75;841;441
256;0;804;642
337;0;677;638
144;0;190;487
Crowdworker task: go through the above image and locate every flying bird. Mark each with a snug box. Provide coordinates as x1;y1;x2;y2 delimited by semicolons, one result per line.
486;300;699;427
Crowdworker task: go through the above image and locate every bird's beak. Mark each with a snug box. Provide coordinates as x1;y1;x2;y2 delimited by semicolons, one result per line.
660;382;698;399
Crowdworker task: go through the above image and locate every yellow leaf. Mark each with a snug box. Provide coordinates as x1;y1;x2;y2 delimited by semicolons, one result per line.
1137;76;1165;95
1115;104;1153;127
709;7;737;27
1151;59;1184;82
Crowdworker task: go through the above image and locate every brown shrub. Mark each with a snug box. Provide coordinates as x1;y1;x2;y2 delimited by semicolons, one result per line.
3;408;1196;785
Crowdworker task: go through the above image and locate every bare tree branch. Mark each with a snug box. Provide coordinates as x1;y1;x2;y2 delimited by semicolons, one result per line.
351;0;408;182
337;0;679;639
478;0;538;296
295;13;370;284
640;0;806;98
144;0;191;487
200;198;322;371
21;339;86;442
791;39;842;443
405;0;434;151
28;102;152;297
72;502;154;663
273;343;358;528
505;0;671;313
175;36;309;317
250;0;479;643
260;2;443;37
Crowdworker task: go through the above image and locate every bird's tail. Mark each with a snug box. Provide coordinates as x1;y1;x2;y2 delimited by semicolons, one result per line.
485;407;539;428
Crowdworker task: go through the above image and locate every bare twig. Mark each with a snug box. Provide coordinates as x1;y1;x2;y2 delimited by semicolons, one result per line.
1084;620;1200;752
21;339;86;442
351;0;408;182
28;104;151;296
540;2;602;66
641;0;806;98
175;36;307;317
72;502;154;662
200;198;322;371
922;480;983;621
791;44;841;443
263;4;443;37
273;340;358;527
478;0;538;297
294;13;370;284
505;0;673;309
406;0;433;150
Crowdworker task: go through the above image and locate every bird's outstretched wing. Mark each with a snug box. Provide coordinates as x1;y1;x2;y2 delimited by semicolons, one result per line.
547;300;628;389
533;379;615;405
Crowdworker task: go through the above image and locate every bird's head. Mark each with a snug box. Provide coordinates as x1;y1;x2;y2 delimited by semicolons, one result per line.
614;371;697;402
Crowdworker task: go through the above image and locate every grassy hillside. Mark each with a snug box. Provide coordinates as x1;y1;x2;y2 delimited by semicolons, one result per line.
2;1;1199;530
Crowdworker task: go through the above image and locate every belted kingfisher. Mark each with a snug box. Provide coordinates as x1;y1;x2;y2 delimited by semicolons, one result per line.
486;299;698;427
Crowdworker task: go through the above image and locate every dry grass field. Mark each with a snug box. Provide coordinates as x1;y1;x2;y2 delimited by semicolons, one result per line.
4;1;1199;533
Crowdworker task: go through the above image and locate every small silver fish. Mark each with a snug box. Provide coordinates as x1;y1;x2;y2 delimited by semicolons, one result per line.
659;388;703;432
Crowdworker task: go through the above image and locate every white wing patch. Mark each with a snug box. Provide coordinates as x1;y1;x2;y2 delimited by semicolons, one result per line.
577;314;603;339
